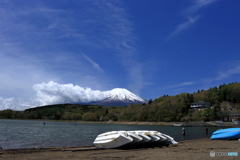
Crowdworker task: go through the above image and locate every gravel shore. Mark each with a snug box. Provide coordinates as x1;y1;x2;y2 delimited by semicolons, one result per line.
1;138;240;160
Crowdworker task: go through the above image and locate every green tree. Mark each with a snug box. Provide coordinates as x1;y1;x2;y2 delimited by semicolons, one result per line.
82;112;97;121
148;99;153;104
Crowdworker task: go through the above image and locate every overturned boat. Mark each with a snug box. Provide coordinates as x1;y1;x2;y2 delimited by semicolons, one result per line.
211;128;240;140
93;131;133;149
93;130;178;149
133;131;152;142
127;131;143;143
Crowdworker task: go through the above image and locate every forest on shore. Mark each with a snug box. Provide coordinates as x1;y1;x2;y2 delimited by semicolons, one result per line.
0;82;240;122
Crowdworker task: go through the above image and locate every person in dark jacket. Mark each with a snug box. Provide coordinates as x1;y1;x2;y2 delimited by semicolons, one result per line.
205;126;208;134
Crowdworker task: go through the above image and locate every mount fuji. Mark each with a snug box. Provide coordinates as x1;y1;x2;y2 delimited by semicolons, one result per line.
91;88;147;106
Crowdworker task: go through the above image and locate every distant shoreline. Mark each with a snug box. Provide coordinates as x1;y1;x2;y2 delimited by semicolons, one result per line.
98;121;237;127
1;118;237;127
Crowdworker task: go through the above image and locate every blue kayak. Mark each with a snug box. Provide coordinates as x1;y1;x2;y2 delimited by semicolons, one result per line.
211;128;240;140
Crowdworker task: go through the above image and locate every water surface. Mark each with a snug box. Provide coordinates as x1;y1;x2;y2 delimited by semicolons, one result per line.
0;119;221;150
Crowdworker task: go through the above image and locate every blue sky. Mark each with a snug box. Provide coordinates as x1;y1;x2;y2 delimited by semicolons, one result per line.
0;0;240;110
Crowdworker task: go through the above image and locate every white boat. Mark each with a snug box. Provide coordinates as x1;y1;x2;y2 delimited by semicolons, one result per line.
93;130;178;149
93;131;133;148
127;131;143;143
143;131;177;144
142;131;160;142
133;131;151;142
149;131;167;141
172;123;183;127
161;133;178;144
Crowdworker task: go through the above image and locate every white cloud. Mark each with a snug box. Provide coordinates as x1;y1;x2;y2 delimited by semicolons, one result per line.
185;0;219;14
82;53;104;73
32;81;106;106
164;82;196;90
0;81;110;111
0;97;15;110
0;53;57;99
168;0;219;39
215;65;240;81
0;97;33;111
190;63;240;89
168;16;200;39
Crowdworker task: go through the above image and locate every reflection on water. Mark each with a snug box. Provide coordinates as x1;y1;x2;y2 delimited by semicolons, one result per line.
0;119;221;150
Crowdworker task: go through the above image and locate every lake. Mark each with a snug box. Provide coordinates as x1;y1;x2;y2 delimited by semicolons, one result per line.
0;119;221;150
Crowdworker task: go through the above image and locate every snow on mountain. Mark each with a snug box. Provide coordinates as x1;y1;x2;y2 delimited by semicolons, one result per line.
92;88;147;106
104;88;146;102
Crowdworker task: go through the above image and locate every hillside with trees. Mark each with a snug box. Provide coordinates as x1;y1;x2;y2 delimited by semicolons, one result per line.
119;82;240;122
0;82;240;122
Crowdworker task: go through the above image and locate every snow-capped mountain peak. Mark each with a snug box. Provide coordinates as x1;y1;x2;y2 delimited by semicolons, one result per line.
104;88;145;102
92;88;147;106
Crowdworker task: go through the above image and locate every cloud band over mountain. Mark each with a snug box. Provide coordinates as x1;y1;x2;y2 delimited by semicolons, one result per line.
33;81;106;106
0;81;108;110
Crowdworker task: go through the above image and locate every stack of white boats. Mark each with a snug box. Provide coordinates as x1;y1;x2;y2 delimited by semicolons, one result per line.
93;130;178;149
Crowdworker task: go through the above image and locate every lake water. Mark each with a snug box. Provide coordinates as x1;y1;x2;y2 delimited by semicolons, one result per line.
0;119;221;150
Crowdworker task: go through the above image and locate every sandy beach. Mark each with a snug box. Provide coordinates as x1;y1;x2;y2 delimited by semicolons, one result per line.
1;138;239;160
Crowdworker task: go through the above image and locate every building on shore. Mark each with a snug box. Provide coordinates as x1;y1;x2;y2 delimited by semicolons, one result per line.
190;101;211;110
227;112;240;121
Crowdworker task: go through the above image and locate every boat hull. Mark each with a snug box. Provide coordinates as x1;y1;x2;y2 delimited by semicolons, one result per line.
133;131;151;142
211;128;240;140
172;124;183;127
127;132;143;143
93;131;133;148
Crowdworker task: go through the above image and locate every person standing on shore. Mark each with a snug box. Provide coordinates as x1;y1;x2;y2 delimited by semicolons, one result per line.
182;127;186;136
205;127;208;134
